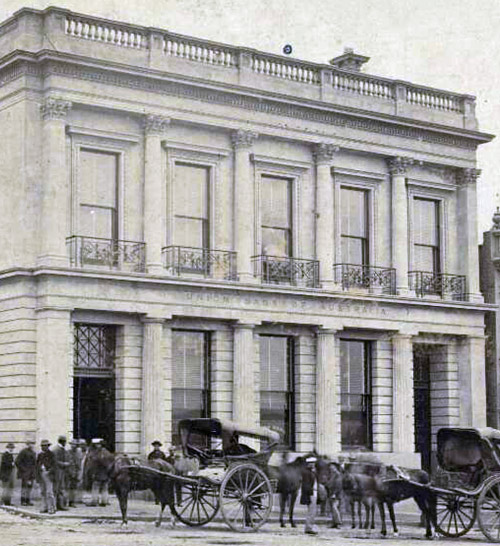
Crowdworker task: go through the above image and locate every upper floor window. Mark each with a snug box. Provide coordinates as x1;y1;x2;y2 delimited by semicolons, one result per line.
172;330;211;445
340;339;372;451
261;176;292;257
259;335;295;448
174;164;210;249
413;198;440;274
341;187;368;265
78;149;118;239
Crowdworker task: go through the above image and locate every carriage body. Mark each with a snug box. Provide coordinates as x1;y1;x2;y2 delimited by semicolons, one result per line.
172;418;281;531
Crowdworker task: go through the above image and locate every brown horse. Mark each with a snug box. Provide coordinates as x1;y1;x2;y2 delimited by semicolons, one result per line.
277;454;308;528
108;454;177;527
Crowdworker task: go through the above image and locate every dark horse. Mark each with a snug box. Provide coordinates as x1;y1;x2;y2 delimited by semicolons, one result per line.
108;454;177;527
277;454;308;528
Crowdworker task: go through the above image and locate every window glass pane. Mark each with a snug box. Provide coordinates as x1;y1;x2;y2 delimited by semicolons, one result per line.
414;199;438;245
341;237;365;265
175;164;209;218
174;217;206;248
261;177;291;228
262;227;290;257
172;331;206;389
341;187;367;238
260;336;288;392
414;245;435;272
79;205;115;239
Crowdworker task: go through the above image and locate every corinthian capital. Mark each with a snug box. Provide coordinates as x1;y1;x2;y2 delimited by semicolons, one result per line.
143;114;171;136
231;129;258;149
40;97;72;121
456;167;481;186
386;156;414;175
313;143;340;164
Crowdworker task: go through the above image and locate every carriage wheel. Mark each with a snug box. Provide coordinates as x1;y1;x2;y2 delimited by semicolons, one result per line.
477;475;500;542
219;463;273;532
171;476;220;527
434;491;476;537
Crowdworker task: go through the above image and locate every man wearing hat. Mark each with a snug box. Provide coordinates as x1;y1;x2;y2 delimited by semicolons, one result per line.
148;441;168;462
52;435;70;510
67;439;83;507
300;455;319;535
36;440;56;514
1;442;15;506
15;440;36;506
88;439;113;507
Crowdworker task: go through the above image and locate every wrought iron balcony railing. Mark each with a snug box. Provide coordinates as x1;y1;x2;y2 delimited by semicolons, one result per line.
163;246;237;280
67;235;146;272
253;255;320;288
333;263;396;294
408;271;466;301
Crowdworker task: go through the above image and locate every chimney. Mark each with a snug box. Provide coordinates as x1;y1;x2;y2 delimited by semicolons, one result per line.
329;47;370;72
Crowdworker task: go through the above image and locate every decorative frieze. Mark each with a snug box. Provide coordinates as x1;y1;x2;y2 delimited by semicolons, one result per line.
143;114;171;136
386;156;414;175
231;129;258;149
313;142;339;164
456;167;481;186
40;97;72;121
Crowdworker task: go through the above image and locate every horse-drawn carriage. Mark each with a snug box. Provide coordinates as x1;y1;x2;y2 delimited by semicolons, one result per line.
120;418;280;532
393;427;500;541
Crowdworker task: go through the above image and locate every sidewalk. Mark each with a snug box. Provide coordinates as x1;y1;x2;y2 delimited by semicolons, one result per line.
1;493;423;526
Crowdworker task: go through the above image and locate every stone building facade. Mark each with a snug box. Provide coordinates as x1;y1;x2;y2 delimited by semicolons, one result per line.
0;6;494;468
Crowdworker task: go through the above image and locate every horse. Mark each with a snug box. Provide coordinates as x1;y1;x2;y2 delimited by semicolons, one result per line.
342;467;382;530
378;464;436;539
277;454;308;528
108;454;177;527
315;456;343;528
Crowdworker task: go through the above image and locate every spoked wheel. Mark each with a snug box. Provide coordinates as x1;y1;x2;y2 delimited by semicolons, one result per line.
219;463;273;532
477;475;500;542
434;491;476;537
171;476;220;526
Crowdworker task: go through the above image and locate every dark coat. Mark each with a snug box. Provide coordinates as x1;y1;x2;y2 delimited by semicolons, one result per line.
0;451;14;482
300;465;316;505
36;450;56;482
147;449;168;462
15;448;36;481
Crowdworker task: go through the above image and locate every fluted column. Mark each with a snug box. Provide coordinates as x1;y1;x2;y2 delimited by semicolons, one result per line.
143;115;170;274
387;157;413;295
232;323;256;426
38;97;72;267
141;317;166;452
232;130;258;283
314;144;339;289
392;334;414;452
458;335;487;427
457;168;483;302
316;328;340;454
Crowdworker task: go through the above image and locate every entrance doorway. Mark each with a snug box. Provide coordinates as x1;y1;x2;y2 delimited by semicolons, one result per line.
413;345;432;472
73;376;115;451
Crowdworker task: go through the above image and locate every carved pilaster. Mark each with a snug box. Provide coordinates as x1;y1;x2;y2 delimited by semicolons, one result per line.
313;143;339;164
386;156;414;175
143;114;171;136
456;167;481;186
231;129;258;149
40;97;72;121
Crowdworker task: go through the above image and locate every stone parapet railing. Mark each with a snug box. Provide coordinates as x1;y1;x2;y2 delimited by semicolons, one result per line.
0;6;478;129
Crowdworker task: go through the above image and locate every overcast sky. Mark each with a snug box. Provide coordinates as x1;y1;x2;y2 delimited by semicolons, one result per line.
1;0;498;237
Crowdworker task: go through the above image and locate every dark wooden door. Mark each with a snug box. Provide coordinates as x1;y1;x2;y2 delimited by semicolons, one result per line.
413;348;432;472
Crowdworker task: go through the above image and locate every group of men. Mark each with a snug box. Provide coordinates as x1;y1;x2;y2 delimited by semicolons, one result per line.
0;436;112;514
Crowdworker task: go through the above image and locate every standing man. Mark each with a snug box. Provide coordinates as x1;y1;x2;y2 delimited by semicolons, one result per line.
89;439;112;507
36;439;56;514
15;440;36;506
147;440;167;461
1;443;16;506
52;435;69;510
67;439;83;507
300;455;319;536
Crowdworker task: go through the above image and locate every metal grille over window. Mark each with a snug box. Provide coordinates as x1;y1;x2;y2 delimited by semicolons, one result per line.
340;339;372;450
73;324;116;377
259;336;294;448
172;330;211;446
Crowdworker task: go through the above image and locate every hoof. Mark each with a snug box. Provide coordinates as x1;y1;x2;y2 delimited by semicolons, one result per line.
154;521;161;528
280;523;285;528
291;523;296;528
120;522;128;527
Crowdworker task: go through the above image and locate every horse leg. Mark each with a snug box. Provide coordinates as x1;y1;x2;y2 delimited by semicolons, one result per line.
388;502;398;536
290;490;298;528
279;493;286;528
117;488;129;526
350;499;356;528
363;500;370;529
378;501;387;537
155;501;166;528
370;502;375;530
415;494;434;540
358;500;363;528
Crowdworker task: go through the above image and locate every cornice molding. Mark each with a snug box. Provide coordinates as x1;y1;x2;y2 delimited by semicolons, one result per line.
0;55;491;152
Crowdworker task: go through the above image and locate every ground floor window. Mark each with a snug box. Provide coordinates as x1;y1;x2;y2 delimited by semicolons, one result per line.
259;335;295;448
73;324;116;451
172;330;211;445
340;339;372;450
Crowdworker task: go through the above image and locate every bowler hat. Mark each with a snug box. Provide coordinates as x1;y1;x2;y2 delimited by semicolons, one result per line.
40;439;51;446
6;442;15;449
151;440;162;447
57;435;67;443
